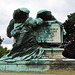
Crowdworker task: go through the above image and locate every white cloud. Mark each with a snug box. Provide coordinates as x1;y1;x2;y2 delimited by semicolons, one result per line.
2;44;12;50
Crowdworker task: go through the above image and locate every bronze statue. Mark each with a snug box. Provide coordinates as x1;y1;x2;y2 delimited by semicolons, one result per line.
1;8;65;61
36;10;56;21
6;8;45;61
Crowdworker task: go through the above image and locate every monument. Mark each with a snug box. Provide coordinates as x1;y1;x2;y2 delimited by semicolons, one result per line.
0;8;66;71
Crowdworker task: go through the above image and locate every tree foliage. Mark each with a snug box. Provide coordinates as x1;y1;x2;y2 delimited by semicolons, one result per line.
0;46;10;58
62;13;75;58
63;13;75;42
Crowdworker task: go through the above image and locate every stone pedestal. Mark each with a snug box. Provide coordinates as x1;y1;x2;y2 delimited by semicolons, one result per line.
44;47;64;59
0;59;75;71
0;47;66;72
0;60;50;72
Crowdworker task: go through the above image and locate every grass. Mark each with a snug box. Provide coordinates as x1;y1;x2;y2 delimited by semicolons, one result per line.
0;70;75;75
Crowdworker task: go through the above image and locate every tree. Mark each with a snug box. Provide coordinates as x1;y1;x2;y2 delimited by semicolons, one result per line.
0;36;4;45
63;13;75;42
62;13;75;58
0;46;10;58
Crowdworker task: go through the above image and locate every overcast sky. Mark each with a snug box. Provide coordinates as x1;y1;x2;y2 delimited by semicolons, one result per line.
0;0;75;49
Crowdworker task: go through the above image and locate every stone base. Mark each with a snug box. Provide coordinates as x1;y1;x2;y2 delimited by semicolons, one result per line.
0;47;74;72
0;59;75;71
0;60;50;72
44;47;64;59
50;59;75;70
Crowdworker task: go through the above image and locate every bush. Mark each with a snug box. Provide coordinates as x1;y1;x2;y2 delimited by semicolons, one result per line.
0;46;10;58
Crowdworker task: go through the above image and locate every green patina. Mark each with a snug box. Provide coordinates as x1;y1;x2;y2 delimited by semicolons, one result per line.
36;20;65;44
0;8;66;72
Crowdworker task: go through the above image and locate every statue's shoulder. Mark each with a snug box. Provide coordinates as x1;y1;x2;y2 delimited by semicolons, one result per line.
9;19;15;24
